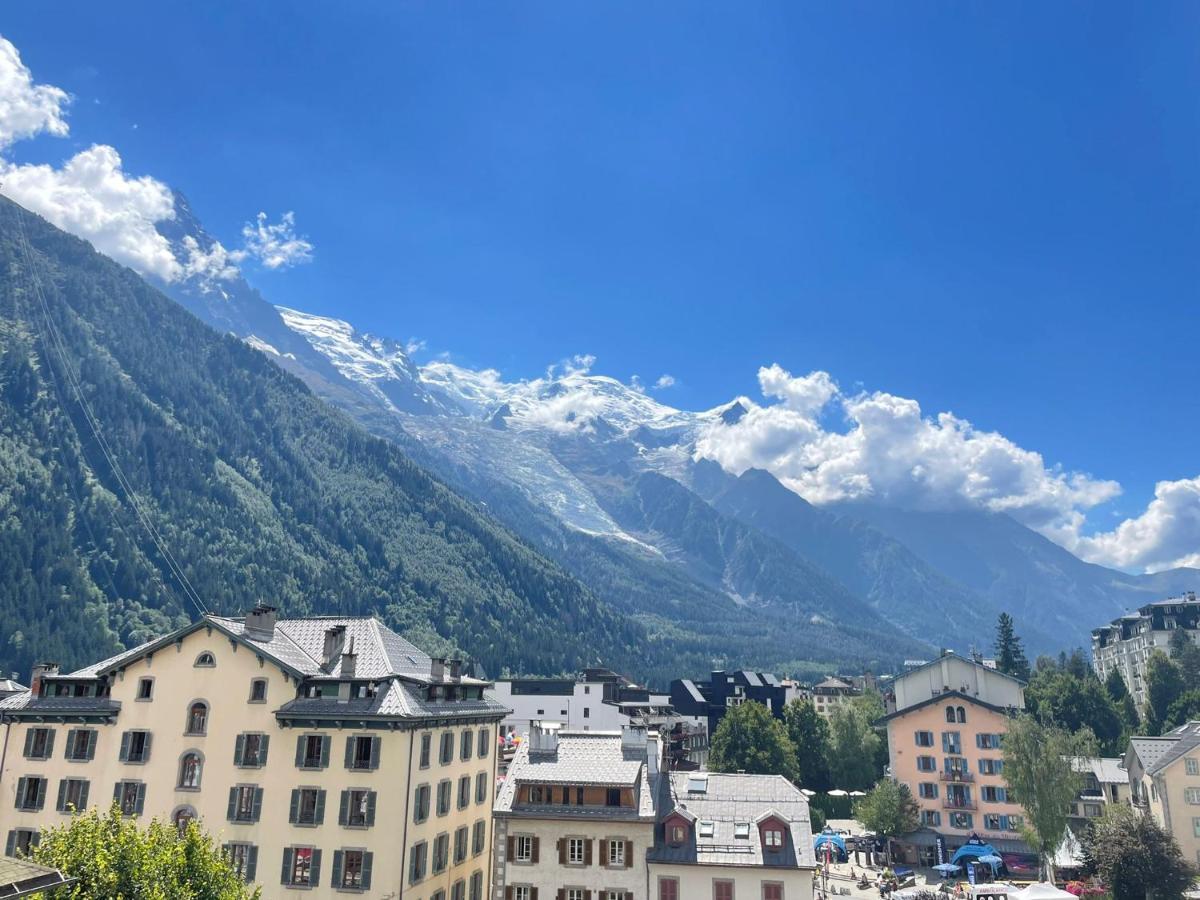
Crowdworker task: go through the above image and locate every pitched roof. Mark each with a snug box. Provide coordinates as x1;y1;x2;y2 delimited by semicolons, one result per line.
1136;721;1200;776
648;773;817;869
1068;756;1127;784
1129;736;1182;775
0;855;72;897
897;653;1027;687
877;689;1017;724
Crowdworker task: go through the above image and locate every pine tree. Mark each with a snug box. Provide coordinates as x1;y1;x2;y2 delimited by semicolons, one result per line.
995;613;1031;680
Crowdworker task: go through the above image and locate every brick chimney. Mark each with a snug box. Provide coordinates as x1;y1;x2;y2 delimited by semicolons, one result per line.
29;662;59;698
244;605;278;641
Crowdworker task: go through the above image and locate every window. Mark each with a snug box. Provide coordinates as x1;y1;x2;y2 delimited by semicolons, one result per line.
177;752;203;790
956;706;967;724
290;787;325;826
470;871;484;900
659;878;680;900
455;825;469;863
917;755;937;772
5;829;39;857
921;810;941;827
64;728;96;762
461;729;474;761
914;730;934;747
235;733;269;768
13;776;45;812
296;734;329;769
568;890;585;900
248;679;267;703
223;842;258;882
433;833;449;873
437;779;452;816
977;733;1003;750
414;784;431;822
984;813;1003;830
409;840;428;884
120;730;151;764
185;701;208;735
440;731;454;764
514;834;534;862
479;728;490;758
458;775;471;809
282;847;321;887
56;777;89;813
734;823;751;840
764;827;783;849
669;823;687;845
1009;814;1024;830
472;819;487;855
608;838;626;866
24;727;54;760
979;758;1003;775
568;836;586;864
946;706;956;723
476;771;489;804
714;880;735;900
583;707;590;719
228;785;262;823
420;733;432;768
342;789;374;827
763;884;784;900
942;731;961;754
918;783;938;799
514;889;532;900
134;676;154;701
699;821;715;838
982;785;1008;803
194;651;216;667
451;881;466;900
949;812;973;830
173;805;197;834
346;735;379;771
114;781;145;816
606;788;622;807
1187;787;1200;805
335;848;373;890
1189;758;1200;776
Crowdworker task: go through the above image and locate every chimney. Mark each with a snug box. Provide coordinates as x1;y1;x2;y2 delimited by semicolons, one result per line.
29;662;59;698
340;636;357;679
448;659;462;681
322;625;346;671
645;729;662;778
529;720;560;755
244;605;278;641
430;658;446;681
622;723;647;755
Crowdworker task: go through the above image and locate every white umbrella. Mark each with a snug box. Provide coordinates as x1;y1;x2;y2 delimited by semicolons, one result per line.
849;790;866;796
799;788;816;797
827;789;848;796
1011;885;1075;900
933;863;961;876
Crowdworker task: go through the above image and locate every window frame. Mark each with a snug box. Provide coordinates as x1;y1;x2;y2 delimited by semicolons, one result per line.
177;750;204;791
184;700;209;736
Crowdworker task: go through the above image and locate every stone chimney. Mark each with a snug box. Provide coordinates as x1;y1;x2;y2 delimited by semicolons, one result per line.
244;605;278;641
430;658;446;681
447;658;462;681
621;723;647;755
322;625;347;671
340;636;357;679
29;662;59;698
529;720;561;755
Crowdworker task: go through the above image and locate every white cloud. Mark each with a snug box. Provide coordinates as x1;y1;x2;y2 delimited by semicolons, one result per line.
695;363;1121;537
405;338;427;355
1;144;182;280
0;37;69;149
630;375;646;394
241;211;313;270
1072;477;1200;572
180;234;243;284
654;374;676;390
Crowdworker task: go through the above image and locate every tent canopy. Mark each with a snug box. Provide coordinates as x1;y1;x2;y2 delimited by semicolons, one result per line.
951;842;1001;865
813;832;847;853
1012;884;1075;900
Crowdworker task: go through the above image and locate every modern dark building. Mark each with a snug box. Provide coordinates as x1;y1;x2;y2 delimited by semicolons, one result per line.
669;670;793;737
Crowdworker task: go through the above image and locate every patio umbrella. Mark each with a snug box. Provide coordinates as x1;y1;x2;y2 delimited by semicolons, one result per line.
827;789;848;796
799;789;816;797
977;854;1003;866
933;863;961;876
849;790;866;796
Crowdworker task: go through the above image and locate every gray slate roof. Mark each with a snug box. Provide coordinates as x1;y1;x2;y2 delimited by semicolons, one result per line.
0;854;72;896
1130;735;1189;776
278;679;506;721
648;772;817;870
1068;756;1127;784
1143;722;1200;776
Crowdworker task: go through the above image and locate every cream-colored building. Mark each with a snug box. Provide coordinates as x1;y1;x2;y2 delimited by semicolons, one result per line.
811;677;857;720
1066;757;1131;824
1126;722;1200;868
0;606;508;900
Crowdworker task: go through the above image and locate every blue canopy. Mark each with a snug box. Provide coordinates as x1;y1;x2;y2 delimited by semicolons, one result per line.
951;842;1000;865
813;832;848;856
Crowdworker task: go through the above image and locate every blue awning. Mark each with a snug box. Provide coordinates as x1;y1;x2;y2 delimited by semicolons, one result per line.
814;832;847;853
951;842;1000;865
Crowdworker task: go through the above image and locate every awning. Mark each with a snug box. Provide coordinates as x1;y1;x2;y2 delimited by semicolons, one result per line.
951;842;1000;865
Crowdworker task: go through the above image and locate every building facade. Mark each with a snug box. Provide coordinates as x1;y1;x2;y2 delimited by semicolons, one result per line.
0;607;508;900
1091;594;1199;709
882;653;1030;868
669;671;795;740
811;677;859;720
1066;757;1130;825
1126;721;1200;868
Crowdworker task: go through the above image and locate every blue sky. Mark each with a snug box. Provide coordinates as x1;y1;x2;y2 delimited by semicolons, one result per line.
2;2;1198;562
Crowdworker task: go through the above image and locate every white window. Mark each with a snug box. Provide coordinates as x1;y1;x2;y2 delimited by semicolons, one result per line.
764;827;783;848
698;821;715;838
608;839;625;866
1188;758;1200;776
568;837;586;864
1186;787;1200;805
514;835;533;862
568;891;585;900
1193;817;1200;838
734;823;750;840
514;888;532;900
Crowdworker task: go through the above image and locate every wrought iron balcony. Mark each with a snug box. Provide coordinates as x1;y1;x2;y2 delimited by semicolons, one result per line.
939;770;974;783
943;797;976;810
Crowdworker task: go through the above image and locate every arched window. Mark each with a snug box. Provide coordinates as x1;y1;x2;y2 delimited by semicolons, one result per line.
177;752;203;789
956;706;967;724
172;805;197;834
185;701;209;735
945;706;956;723
194;652;216;668
248;678;268;703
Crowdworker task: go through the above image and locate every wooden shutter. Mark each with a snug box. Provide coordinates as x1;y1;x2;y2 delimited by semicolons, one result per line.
44;731;55;758
505;888;513;900
78;781;89;810
344;736;355;769
507;835;515;860
22;730;33;758
319;735;331;768
258;734;270;766
360;851;373;889
119;732;131;762
331;850;344;888
234;735;245;766
625;840;634;868
281;847;294;884
134;783;146;815
227;787;238;820
295;735;305;767
557;891;565;900
246;845;258;882
600;839;609;866
252;787;264;822
558;837;566;864
366;790;377;826
583;837;592;865
309;849;322;887
314;790;326;826
584;892;591;900
531;835;539;863
86;729;97;760
370;735;381;770
338;789;350;826
288;789;300;824
531;889;539;900
56;779;67;813
4;831;15;857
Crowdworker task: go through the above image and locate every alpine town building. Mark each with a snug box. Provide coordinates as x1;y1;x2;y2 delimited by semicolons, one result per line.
492;722;816;900
0;606;508;900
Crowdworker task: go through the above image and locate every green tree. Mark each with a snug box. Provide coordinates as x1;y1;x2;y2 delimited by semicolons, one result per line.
1026;669;1125;755
994;613;1031;681
1104;667;1140;731
1082;804;1194;900
828;696;882;791
1146;650;1187;733
1002;715;1096;881
852;779;919;866
31;803;259;899
1165;689;1200;731
1169;630;1200;687
783;699;832;791
708;700;798;780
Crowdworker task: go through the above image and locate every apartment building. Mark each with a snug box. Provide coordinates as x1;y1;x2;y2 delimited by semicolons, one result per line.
1066;757;1130;825
881;653;1031;869
491;670;677;737
669;671;796;739
1126;721;1200;868
0;606;508;900
811;677;859;719
1091;593;1199;708
647;772;816;900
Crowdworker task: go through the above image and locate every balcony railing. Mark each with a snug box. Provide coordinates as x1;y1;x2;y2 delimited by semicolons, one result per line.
939;770;974;783
943;798;976;810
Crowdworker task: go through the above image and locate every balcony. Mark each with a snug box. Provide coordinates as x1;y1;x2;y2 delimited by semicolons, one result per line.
943;797;976;811
939;770;974;783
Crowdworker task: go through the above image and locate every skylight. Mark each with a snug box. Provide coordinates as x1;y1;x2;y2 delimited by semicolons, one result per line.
686;775;708;794
698;821;715;838
734;823;750;840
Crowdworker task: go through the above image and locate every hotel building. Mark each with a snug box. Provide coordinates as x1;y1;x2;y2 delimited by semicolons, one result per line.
1091;594;1200;709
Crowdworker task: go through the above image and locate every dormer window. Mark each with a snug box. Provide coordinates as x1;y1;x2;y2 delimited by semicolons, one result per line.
669;823;687;846
194;652;216;668
764;827;783;849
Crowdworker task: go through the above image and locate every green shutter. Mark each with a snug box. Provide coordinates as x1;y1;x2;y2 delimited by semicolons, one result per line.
344;736;354;769
252;787;263;822
246;845;258;882
227;787;238;821
319;735;330;768
86;730;97;760
33;778;46;811
288;789;300;824
134;784;145;815
314;790;326;826
234;734;245;766
281;847;293;885
119;732;130;762
142;732;152;762
258;734;270;766
78;781;89;811
309;849;322;887
366;790;377;826
295;735;305;767
22;730;33;758
338;790;349;826
56;779;67;813
44;731;55;759
370;736;381;770
361;851;373;889
331;850;344;888
4;831;15;857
